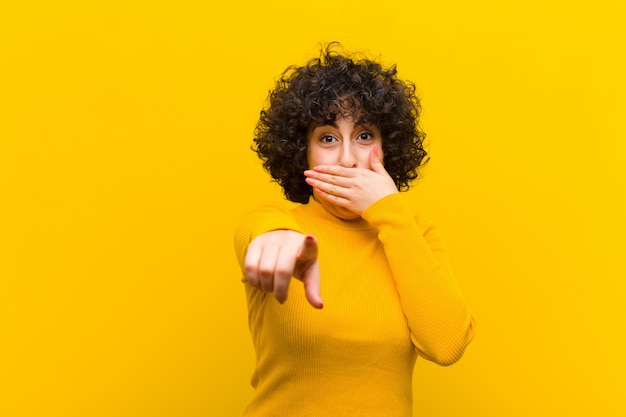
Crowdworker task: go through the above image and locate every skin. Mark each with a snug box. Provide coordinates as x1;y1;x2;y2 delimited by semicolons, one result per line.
245;117;399;308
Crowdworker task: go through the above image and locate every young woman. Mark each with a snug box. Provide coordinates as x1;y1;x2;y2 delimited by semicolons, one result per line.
234;44;476;417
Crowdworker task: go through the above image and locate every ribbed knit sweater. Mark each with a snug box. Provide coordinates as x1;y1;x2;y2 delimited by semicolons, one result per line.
233;193;476;417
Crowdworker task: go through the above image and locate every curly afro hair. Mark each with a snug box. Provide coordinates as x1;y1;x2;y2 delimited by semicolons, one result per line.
253;43;428;204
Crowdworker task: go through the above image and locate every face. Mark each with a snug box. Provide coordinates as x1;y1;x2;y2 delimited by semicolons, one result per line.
306;116;384;219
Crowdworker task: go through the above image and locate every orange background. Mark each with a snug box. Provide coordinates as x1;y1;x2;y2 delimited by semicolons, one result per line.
1;1;624;416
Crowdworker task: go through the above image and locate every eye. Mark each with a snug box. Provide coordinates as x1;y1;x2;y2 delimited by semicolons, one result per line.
320;135;337;143
358;132;373;141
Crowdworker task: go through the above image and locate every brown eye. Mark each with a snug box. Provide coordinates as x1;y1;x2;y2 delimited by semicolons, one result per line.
358;133;373;141
321;135;337;143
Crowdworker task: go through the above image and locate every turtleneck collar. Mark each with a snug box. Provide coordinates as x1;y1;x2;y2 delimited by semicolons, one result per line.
297;197;374;231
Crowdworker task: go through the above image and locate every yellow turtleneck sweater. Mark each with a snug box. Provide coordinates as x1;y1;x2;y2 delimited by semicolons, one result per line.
233;193;476;417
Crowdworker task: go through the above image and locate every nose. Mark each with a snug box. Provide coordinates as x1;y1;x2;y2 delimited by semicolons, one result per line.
338;144;357;168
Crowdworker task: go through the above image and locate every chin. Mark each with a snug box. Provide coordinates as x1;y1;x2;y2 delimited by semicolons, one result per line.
325;202;361;220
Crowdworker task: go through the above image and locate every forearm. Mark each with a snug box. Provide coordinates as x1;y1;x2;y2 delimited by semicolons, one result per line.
362;194;475;365
233;203;303;272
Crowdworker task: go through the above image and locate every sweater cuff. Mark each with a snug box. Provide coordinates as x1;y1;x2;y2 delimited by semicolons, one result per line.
233;202;304;270
361;193;415;228
244;203;303;241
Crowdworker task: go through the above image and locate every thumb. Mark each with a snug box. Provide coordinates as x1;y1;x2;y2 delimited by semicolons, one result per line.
369;146;386;174
297;234;318;263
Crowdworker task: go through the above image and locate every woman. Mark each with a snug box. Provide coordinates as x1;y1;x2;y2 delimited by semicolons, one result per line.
234;44;476;416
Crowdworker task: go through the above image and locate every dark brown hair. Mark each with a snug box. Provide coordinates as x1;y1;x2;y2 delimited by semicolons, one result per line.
253;43;428;204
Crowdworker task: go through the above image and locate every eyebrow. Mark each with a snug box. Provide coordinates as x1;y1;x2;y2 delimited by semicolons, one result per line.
310;121;338;129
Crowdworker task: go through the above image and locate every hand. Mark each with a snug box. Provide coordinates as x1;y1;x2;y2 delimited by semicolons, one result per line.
244;230;323;309
304;146;398;215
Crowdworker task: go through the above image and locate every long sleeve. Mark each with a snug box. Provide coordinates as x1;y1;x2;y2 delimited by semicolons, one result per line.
235;197;475;416
361;193;476;365
233;202;304;278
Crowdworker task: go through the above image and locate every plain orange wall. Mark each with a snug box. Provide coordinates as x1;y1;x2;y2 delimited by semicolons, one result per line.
1;1;624;416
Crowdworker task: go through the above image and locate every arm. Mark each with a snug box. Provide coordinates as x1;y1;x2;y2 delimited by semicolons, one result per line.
362;194;476;365
304;147;475;365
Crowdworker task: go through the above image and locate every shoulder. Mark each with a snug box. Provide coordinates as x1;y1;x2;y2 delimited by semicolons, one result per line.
233;201;304;266
234;201;303;243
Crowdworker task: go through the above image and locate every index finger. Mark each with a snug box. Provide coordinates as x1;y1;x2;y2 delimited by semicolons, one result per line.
301;260;323;309
311;165;358;177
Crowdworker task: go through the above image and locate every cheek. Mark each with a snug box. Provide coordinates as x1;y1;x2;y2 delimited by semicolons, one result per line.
306;146;319;168
307;147;333;167
355;150;370;167
306;150;318;169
